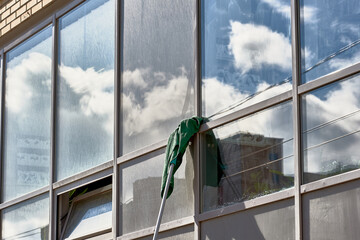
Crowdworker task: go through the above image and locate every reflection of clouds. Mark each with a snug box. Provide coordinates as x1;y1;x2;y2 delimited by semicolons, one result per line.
6;52;51;113
229;21;291;74
261;0;318;23
122;68;192;137
329;51;360;70
304;78;360;173
60;65;114;134
203;77;291;118
261;0;291;19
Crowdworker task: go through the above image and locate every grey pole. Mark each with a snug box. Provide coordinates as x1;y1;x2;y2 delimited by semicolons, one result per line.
153;163;175;240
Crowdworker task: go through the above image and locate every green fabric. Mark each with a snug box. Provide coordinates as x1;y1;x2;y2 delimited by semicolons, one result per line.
161;116;203;199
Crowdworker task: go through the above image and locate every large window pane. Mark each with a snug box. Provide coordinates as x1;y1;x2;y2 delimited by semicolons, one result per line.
56;0;115;180
202;0;292;119
121;0;195;154
201;199;295;239
303;180;360;240
2;194;49;240
300;0;360;83
120;148;194;234
3;27;52;201
302;76;360;183
202;102;294;212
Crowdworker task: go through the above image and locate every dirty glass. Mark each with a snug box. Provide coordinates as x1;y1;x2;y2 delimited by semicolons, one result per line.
303;180;360;240
300;0;360;83
201;102;294;212
302;76;360;183
120;148;194;234
202;0;292;119
56;0;115;180
202;199;295;239
3;26;52;202
121;0;195;154
2;194;49;240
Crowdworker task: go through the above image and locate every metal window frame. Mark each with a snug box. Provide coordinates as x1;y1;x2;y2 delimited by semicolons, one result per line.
0;0;359;239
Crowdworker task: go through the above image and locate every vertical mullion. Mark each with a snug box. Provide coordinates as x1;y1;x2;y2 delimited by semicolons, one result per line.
194;0;202;239
113;0;122;238
0;49;4;240
291;0;302;239
49;15;59;240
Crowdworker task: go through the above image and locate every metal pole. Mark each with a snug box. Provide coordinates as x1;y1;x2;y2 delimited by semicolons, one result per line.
153;163;175;240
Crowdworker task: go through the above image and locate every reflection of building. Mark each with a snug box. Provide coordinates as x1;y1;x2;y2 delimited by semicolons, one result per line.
121;177;190;234
16;135;49;189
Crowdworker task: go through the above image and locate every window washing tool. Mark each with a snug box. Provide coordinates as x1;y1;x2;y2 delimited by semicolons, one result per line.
153;117;203;240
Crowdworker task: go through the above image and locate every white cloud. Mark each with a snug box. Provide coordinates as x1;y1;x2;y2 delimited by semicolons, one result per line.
261;0;291;19
261;0;318;23
229;21;292;74
59;65;114;134
6;52;51;113
329;51;360;70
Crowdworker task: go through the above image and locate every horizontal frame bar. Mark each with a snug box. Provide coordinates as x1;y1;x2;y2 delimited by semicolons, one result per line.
117;139;167;165
197;188;294;222
301;168;360;194
54;163;113;195
117;216;194;240
0;186;49;210
199;90;292;133
298;62;360;95
55;0;86;19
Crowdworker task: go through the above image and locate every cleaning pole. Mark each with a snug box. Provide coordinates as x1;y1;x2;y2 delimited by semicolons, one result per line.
153;163;174;240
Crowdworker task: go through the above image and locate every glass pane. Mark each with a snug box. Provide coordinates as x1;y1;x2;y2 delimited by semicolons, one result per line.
138;225;194;240
303;179;360;240
121;0;195;154
120;148;194;234
63;190;112;239
202;102;294;212
300;0;360;83
302;76;360;183
56;0;115;180
201;199;294;239
202;0;292;119
2;194;49;240
3;26;52;201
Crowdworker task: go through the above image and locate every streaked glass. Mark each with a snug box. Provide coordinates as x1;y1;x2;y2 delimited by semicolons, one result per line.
303;180;360;239
56;0;115;180
121;0;195;154
202;0;292;119
302;76;360;183
3;26;52;201
120;149;194;234
300;0;360;83
201;199;295;239
2;194;49;240
202;102;294;212
62;190;112;239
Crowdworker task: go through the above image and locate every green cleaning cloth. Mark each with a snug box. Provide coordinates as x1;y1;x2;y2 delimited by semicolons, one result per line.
161;116;203;199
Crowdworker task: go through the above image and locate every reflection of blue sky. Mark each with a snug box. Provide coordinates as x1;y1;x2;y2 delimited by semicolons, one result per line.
301;0;360;82
202;0;292;118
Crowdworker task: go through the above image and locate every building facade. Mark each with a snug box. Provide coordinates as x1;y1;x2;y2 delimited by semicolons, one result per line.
0;0;359;239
